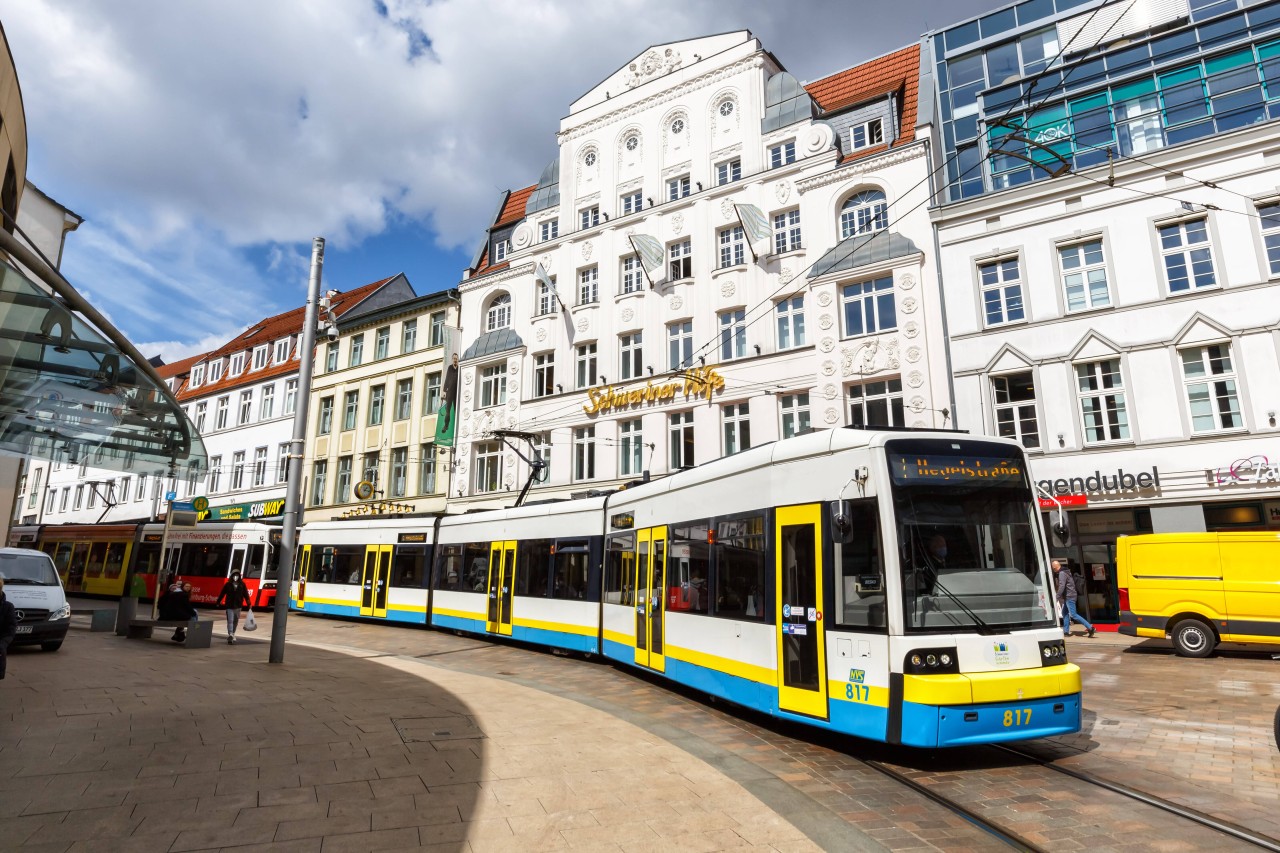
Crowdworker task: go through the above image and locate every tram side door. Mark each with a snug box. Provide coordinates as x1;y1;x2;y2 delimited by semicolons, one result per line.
776;505;828;720
296;547;310;609
486;541;516;635
360;545;392;617
633;526;668;673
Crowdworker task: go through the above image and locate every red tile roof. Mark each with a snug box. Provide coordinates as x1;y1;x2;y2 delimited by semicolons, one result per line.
495;184;537;228
155;353;202;381
173;277;391;402
805;43;921;161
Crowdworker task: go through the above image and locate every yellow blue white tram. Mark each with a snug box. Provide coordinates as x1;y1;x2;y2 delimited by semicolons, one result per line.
290;427;1080;747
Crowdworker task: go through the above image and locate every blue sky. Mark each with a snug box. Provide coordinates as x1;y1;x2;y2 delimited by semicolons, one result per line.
0;0;996;362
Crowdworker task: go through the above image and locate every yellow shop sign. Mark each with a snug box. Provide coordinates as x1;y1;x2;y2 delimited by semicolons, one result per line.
583;366;725;416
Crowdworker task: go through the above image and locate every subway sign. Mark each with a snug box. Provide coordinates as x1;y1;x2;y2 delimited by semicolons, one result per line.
198;497;287;522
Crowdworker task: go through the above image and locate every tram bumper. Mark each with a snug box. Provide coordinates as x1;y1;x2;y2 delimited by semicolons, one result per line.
897;664;1082;747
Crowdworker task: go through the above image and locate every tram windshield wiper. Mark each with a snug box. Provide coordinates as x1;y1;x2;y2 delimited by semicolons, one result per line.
927;574;997;635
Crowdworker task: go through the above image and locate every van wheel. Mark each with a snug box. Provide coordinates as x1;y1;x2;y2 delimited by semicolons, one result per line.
40;641;63;652
1171;619;1215;658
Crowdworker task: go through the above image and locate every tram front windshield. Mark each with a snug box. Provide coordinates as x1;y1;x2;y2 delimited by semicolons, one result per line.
887;439;1055;633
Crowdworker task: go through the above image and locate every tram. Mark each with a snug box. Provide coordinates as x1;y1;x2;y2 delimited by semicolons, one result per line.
289;427;1081;747
7;521;283;606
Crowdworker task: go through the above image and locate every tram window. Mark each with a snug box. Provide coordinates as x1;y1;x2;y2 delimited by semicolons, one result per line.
86;542;107;577
391;546;427;587
516;540;552;597
104;543;128;579
134;543;161;577
835;501;886;630
433;545;464;590
180;544;234;577
462;543;489;591
605;534;635;605
670;523;710;614
714;514;766;620
552;547;589;600
324;545;363;584
243;545;265;579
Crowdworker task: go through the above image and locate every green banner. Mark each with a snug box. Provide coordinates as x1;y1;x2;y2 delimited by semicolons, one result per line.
434;402;456;448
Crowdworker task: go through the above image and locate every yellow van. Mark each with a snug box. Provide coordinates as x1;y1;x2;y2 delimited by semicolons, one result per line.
1117;531;1280;657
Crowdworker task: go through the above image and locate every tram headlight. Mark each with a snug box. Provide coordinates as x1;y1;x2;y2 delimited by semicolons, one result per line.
1038;639;1068;664
903;647;959;674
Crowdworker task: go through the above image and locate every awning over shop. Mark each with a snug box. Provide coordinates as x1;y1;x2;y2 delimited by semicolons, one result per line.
0;253;206;475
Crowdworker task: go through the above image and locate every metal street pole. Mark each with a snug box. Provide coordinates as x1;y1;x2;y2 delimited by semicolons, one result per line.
269;237;324;664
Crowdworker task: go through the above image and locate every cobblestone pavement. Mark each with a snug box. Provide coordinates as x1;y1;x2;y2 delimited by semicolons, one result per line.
2;604;1277;852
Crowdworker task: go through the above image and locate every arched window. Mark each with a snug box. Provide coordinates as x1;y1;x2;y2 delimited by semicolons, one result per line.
839;190;888;239
485;294;512;332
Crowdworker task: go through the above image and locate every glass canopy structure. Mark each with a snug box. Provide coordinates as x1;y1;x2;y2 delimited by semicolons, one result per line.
0;235;206;478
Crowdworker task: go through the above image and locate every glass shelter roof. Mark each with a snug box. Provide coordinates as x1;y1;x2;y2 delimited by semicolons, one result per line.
0;256;206;476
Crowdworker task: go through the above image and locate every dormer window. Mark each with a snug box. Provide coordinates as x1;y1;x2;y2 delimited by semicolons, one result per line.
208;360;224;382
486;293;512;331
230;353;245;376
851;118;884;150
252;346;268;371
274;338;290;363
191;365;205;387
493;239;510;262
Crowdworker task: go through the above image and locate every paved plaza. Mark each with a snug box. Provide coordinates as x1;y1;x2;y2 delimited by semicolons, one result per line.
1;605;1278;851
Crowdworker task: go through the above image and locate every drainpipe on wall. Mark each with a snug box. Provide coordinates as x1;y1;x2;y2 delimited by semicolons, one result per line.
923;135;959;430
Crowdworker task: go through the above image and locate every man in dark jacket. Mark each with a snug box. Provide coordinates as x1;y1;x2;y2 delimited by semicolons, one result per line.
158;581;198;642
1054;560;1095;638
214;572;253;644
0;577;17;679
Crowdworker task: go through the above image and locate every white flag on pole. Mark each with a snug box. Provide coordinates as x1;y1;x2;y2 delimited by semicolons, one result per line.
734;203;772;262
534;263;566;312
627;234;666;288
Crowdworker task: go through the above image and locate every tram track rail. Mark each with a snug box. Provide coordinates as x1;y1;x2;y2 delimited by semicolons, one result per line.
991;743;1280;852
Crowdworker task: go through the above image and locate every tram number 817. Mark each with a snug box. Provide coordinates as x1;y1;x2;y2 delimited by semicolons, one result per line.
1003;708;1033;727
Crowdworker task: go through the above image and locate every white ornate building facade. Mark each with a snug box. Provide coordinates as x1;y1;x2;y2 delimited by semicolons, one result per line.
450;33;951;507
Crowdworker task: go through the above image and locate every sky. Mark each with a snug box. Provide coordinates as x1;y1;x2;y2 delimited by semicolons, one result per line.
0;0;997;362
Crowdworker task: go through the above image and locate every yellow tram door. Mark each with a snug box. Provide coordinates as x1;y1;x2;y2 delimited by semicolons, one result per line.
776;504;829;719
486;541;516;635
360;545;392;617
296;547;310;609
633;526;668;672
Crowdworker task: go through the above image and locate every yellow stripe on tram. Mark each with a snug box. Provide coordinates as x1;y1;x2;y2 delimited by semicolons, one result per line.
664;643;775;686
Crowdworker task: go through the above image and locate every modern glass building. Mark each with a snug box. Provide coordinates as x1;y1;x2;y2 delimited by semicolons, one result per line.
926;0;1280;202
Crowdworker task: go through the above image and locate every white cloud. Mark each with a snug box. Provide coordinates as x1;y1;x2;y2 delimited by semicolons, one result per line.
0;0;991;347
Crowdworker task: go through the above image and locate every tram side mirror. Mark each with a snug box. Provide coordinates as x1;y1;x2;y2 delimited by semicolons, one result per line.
1052;518;1071;547
831;501;854;543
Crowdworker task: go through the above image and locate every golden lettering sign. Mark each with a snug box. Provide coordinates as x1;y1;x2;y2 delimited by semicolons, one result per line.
583;366;726;416
340;500;415;519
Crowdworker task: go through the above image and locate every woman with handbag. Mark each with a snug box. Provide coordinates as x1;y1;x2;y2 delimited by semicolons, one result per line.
215;572;253;644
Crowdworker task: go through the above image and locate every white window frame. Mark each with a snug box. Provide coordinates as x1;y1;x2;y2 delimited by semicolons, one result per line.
349;334;364;367
390;447;409;498
716;158;741;186
1159;218;1217;294
252;346;268;371
668;239;692;281
668;320;693;371
979;257;1025;327
191;364;205;388
425;372;442;414
621;256;644;294
619;332;643;381
402;318;417;354
374;326;390;360
773;209;802;254
368;385;386;426
992;372;1040;448
253;447;268;487
259;384;275;420
238;390;253;425
395;378;413;420
419;445;438;494
284;379;298;414
580;206;600;229
620;190;643;216
578;266;599;305
718;225;745;268
1076;358;1130;444
839;190;888;238
722;402;751;456
342;390;359;431
848;378;906;428
533;352;555;397
194;402;207;432
1059;239;1111;311
492;238;509;263
1180;344;1243;433
274;338;291;364
429;311;446;347
475;442;502;493
231;451;246;491
538;278;557;315
779;392;811;439
479;364;507;408
540;219;559;242
776;295;805;350
214;397;229;430
230;353;245;376
208;360;224;382
576;343;598;389
1258;200;1280;276
719;309;746;360
318;396;334;435
486;294;512;331
277;443;289;483
769;140;796;168
619;418;644;477
311;460;328;506
337;456;353;502
841;275;897;337
669;410;694;469
573;426;596;481
209;460;222;494
667;175;691;201
850;118;884;150
325;341;339;372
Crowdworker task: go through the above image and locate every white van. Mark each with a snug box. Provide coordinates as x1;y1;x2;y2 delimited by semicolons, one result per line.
1;547;71;651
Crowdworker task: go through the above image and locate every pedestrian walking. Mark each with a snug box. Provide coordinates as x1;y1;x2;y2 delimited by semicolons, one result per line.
215;572;253;644
1054;560;1095;637
0;577;16;679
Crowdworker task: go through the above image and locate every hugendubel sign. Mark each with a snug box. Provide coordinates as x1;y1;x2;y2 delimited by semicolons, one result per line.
1036;467;1160;497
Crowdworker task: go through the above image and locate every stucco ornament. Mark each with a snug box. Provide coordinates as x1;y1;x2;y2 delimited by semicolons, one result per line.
780;268;794;284
821;360;836;376
902;321;920;339
625;48;683;88
802;122;835;155
819;337;835;353
775;181;791;205
511;222;533;251
672;213;685;235
505;453;516;468
823;384;838;400
507;379;519;394
824;408;839;424
669;295;683;311
913;419;928;428
506;397;518;410
458;423;470;440
455;459;467;475
721;280;735;298
504;475;515;489
818;314;833;330
885;337;900;370
907;370;924;388
536;327;548;342
816;291;833;307
462;390;472;404
909;396;926;413
721;199;735;220
621;307;635;323
576;316;590;333
901;296;918;314
581;240;593;261
898;272;916;290
509;360;520;375
906;346;921;364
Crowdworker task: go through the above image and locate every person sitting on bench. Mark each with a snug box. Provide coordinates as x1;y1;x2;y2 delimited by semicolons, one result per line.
158;581;197;642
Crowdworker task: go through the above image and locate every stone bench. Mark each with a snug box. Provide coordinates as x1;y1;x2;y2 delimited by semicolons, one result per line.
71;608;116;632
126;618;214;649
